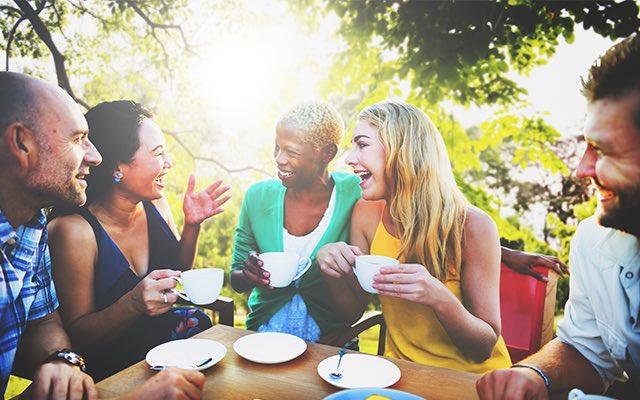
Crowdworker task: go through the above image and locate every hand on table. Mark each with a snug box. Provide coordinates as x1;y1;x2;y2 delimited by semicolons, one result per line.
119;368;205;400
316;242;363;278
476;367;548;400
27;361;96;400
182;174;231;226
129;269;181;316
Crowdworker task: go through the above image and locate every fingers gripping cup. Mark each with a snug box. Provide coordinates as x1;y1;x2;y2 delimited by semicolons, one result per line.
354;255;399;294
259;252;312;288
172;268;224;305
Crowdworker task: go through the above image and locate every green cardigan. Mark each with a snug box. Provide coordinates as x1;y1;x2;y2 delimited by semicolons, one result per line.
231;172;361;335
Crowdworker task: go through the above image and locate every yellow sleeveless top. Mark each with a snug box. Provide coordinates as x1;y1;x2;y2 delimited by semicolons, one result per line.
371;220;511;373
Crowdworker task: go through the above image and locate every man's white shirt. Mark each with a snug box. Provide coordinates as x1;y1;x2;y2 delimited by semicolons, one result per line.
556;216;640;390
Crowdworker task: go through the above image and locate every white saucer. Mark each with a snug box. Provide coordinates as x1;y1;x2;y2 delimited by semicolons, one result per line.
233;332;307;364
317;353;401;389
145;338;226;371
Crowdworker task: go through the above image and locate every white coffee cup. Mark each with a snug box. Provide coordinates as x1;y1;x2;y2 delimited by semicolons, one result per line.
568;389;616;400
259;252;312;288
354;255;399;294
172;268;224;305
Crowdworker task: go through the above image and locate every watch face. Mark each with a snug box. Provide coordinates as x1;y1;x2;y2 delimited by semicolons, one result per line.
59;350;86;371
64;353;78;363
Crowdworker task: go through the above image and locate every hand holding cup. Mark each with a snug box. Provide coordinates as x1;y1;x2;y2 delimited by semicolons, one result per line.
316;242;363;278
130;269;181;316
242;251;272;289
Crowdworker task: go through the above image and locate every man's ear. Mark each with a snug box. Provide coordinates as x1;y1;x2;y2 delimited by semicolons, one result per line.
321;143;338;164
3;122;38;169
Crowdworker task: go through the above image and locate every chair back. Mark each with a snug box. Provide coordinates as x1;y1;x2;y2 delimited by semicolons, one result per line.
499;263;558;363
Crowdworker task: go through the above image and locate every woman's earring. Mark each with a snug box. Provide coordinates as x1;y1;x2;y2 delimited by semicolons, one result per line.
113;171;123;184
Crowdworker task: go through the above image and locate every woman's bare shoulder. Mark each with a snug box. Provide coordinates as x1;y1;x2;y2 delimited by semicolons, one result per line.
464;205;498;239
461;206;500;266
48;213;96;247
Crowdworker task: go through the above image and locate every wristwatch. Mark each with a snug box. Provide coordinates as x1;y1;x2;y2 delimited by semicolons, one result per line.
43;349;87;372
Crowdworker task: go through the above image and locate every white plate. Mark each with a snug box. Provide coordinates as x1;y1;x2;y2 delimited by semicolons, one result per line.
146;338;226;371
317;353;401;389
233;332;307;364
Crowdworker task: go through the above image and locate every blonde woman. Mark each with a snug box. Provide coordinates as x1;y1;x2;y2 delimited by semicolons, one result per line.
316;100;512;372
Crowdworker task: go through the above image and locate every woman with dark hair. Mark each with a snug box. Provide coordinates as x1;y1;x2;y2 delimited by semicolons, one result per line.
48;100;230;381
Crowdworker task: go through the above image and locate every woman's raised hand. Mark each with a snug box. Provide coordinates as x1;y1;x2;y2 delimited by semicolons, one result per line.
316;242;363;278
129;269;181;316
182;174;231;226
242;251;272;289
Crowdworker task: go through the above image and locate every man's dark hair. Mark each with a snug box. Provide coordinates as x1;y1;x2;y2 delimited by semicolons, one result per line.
84;100;152;203
581;33;640;128
0;72;41;138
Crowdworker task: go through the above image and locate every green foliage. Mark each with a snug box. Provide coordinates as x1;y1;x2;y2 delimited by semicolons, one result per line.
303;0;640;106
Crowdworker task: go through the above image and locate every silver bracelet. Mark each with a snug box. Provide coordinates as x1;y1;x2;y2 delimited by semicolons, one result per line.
511;364;551;390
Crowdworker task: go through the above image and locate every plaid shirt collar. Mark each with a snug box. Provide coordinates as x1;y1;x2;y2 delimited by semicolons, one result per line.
0;207;48;301
0;212;18;247
0;208;47;246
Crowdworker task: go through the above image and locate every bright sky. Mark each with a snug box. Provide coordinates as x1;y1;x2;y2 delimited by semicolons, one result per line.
447;28;615;136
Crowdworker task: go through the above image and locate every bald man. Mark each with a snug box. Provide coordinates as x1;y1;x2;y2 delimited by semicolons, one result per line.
0;72;205;400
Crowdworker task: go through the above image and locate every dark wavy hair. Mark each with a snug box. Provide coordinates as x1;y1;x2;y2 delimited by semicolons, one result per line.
581;33;640;129
84;100;152;204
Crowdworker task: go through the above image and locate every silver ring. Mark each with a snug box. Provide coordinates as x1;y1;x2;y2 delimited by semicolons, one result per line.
163;292;168;304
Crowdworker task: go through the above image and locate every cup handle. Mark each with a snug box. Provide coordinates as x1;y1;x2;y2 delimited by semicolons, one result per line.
171;276;190;302
292;257;312;281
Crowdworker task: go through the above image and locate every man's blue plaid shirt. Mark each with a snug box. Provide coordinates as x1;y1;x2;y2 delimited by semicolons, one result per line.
0;208;58;395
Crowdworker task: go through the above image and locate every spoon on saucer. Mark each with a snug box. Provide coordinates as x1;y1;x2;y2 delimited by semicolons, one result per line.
150;357;213;371
329;348;347;379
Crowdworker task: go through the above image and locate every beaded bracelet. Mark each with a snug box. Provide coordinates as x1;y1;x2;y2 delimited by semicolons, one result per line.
511;364;551;390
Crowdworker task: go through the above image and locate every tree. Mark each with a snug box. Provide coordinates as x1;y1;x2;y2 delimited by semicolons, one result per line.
2;0;192;107
1;0;270;175
304;0;640;106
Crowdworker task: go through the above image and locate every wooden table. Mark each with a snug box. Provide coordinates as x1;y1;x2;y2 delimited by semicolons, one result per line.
96;325;480;399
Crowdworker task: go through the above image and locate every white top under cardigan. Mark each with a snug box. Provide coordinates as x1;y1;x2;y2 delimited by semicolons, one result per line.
257;188;336;341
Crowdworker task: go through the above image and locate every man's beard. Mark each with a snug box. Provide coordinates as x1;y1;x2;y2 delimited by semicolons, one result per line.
598;185;640;237
27;157;87;208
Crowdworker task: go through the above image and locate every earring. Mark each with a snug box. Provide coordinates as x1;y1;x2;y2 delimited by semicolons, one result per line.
113;171;123;184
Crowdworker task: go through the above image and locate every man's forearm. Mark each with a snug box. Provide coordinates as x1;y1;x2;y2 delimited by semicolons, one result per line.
523;339;605;393
15;311;72;375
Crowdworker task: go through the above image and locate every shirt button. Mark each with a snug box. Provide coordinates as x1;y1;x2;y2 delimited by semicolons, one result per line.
6;238;16;246
625;271;634;279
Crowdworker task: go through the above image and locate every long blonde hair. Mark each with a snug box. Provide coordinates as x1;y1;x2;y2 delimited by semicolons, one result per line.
358;100;468;281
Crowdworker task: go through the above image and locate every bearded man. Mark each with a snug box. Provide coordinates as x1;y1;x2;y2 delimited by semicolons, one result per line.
477;33;640;400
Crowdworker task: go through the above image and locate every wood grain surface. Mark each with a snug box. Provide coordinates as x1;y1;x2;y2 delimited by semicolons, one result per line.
97;325;480;400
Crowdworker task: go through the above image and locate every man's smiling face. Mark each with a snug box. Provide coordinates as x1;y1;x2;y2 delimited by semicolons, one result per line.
577;90;640;236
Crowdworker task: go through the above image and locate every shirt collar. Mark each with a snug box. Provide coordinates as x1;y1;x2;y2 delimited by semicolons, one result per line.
599;225;640;274
0;208;47;245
